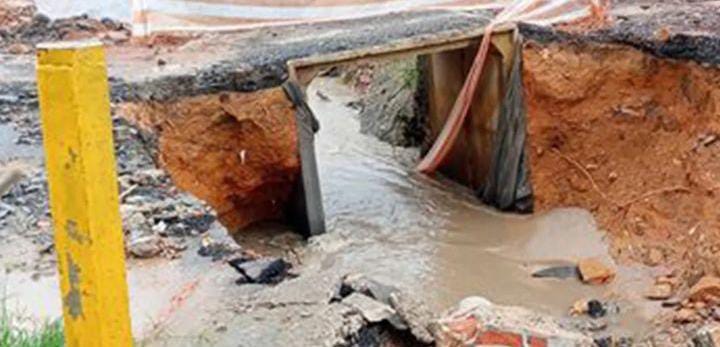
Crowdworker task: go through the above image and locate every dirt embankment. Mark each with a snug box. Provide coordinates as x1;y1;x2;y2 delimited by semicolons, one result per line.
523;41;720;281
119;88;300;232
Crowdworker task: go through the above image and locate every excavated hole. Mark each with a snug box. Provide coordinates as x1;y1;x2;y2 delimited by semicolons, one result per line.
523;40;720;279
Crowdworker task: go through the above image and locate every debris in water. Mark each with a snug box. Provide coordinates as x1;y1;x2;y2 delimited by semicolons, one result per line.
587;300;606;319
229;257;291;285
532;265;579;280
578;258;615;285
571;299;589;316
571;299;607;319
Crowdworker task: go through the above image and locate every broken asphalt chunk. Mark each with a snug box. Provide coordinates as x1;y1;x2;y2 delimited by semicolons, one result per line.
332;273;400;306
229;257;291;285
343;293;397;323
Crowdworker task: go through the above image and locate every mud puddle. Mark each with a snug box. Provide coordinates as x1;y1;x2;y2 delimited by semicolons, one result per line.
0;226;253;342
306;77;661;336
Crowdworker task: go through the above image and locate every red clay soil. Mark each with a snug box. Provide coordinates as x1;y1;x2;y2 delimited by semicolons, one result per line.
523;41;720;282
119;88;300;232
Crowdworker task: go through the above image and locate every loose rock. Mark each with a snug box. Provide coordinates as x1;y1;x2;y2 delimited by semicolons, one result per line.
229;257;291;285
690;276;720;303
645;283;674;301
198;235;241;261
342;292;397;323
127;234;162;259
646;248;664;267
578;258;615;285
587;300;607;319
333;273;400;306
389;291;435;344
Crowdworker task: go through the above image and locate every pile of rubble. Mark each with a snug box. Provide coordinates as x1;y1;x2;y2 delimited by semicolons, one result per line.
0;118;217;266
0;2;130;54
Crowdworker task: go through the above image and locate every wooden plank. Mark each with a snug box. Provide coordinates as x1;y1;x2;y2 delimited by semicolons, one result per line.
288;26;516;87
36;40;133;347
283;81;327;236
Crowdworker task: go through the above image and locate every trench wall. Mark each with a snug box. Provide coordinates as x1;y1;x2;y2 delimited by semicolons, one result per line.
523;40;720;267
119;88;300;232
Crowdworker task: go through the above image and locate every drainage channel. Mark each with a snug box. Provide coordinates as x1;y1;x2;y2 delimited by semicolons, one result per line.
303;75;659;338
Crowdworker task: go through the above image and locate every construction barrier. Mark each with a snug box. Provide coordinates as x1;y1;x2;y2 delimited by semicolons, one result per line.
130;0;606;36
36;41;133;347
130;0;510;35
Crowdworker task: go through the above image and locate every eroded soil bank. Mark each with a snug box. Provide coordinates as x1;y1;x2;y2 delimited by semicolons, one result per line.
523;41;720;281
119;88;300;231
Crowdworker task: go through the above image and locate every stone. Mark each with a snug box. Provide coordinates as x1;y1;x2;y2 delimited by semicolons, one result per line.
578;258;615;285
333;273;400;306
645;283;674;301
532;265;580;280
571;299;589;316
674;308;700;324
390;292;435;344
104;30;129;42
342;293;396;323
587;300;607;319
228;257;290;284
197;235;241;261
690;276;720;303
570;299;606;319
6;43;31;55
127;234;162;258
646;248;664;266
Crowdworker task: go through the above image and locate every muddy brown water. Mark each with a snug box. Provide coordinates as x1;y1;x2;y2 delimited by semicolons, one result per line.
306;77;660;336
0;76;663;343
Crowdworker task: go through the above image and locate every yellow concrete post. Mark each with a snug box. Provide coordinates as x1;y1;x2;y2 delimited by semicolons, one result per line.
36;40;133;347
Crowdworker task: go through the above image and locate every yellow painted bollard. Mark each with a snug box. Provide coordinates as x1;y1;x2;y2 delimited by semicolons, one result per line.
36;41;132;346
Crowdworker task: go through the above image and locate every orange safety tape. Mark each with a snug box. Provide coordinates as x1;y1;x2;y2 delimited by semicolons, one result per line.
416;0;608;174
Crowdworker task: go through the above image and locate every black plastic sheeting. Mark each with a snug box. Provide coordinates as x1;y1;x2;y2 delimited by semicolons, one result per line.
480;38;534;213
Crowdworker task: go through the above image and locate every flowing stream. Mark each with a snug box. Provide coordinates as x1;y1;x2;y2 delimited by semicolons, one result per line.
306;76;658;335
